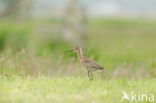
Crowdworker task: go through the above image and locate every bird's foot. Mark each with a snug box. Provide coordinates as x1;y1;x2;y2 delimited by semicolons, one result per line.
89;73;93;81
89;76;93;81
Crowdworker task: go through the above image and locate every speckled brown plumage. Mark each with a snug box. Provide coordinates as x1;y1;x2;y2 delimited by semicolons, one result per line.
68;46;103;80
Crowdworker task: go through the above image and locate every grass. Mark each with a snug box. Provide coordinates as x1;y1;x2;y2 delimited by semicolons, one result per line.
0;18;156;103
0;76;156;103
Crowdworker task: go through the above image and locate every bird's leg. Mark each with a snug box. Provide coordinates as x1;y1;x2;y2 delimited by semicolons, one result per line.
88;71;93;81
90;72;93;80
88;71;90;77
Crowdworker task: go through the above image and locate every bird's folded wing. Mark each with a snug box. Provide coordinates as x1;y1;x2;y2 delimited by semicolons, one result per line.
82;59;103;69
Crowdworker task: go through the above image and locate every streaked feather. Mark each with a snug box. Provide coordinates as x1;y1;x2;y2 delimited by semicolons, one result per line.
81;58;103;70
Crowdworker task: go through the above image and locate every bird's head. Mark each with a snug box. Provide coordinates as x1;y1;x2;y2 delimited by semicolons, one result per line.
68;46;81;53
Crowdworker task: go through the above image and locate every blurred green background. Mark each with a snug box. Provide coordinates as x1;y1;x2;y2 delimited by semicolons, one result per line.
0;0;156;78
0;0;156;103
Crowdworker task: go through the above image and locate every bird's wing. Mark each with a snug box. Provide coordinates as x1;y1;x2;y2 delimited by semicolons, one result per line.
82;58;103;70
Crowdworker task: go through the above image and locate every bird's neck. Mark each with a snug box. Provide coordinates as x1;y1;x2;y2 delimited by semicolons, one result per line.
77;49;83;60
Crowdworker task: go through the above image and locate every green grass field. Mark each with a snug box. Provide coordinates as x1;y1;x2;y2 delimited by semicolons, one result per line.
0;19;156;103
0;76;156;103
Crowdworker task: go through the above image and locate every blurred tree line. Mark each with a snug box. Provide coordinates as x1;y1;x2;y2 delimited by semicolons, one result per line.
0;0;87;54
0;0;33;19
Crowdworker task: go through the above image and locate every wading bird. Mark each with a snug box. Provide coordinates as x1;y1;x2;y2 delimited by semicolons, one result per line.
68;46;103;80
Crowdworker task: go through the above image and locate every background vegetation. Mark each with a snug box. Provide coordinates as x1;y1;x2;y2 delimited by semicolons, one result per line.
0;0;156;102
0;18;156;103
0;19;156;78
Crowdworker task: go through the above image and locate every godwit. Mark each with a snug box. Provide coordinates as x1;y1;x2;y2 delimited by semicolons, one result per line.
68;46;103;80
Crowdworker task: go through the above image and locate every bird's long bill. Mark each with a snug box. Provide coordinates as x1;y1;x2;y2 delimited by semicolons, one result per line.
67;49;75;52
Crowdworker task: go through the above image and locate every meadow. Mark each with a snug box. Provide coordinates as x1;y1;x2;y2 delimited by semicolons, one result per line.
0;19;156;103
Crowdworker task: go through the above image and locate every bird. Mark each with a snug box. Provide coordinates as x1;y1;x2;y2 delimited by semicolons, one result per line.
68;46;104;80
